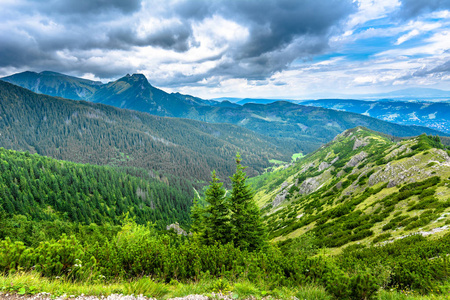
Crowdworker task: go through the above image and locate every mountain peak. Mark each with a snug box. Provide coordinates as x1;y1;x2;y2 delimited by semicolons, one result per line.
131;73;148;81
39;71;65;76
119;73;149;85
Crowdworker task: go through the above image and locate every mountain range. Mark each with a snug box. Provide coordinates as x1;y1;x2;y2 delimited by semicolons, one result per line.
302;99;450;134
2;71;448;157
0;80;288;182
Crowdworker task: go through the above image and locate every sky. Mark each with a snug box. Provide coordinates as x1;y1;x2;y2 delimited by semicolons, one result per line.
1;0;450;99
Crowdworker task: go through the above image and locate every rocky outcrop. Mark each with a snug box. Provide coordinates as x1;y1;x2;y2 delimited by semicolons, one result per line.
353;138;369;150
299;177;320;195
318;162;331;172
166;223;188;236
299;162;315;174
272;189;288;207
272;181;292;207
345;151;368;168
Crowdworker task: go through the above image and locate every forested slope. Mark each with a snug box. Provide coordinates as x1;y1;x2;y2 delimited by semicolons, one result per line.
0;147;194;226
0;81;288;182
4;71;448;155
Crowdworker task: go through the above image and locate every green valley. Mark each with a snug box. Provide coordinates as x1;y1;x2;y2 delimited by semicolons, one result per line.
1;128;450;299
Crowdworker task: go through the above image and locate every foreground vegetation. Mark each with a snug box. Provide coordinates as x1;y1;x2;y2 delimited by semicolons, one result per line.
2;271;449;300
1;128;449;299
1;219;449;299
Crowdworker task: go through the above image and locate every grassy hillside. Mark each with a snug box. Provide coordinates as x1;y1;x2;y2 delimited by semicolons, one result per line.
251;127;450;250
0;80;288;182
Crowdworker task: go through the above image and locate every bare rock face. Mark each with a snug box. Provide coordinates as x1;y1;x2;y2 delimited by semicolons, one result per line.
272;181;292;207
345;151;368;168
272;189;288;208
166;223;188;236
330;156;339;164
353;138;369;150
436;149;450;164
368;161;420;187
299;177;320;195
334;129;352;141
318;162;331;172
386;144;409;160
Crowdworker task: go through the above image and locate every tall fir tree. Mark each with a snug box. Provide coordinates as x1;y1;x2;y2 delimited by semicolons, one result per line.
189;196;205;241
203;170;231;245
230;153;266;251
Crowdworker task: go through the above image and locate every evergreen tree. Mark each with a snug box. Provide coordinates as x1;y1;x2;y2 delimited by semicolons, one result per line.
203;170;231;245
189;196;205;240
230;154;266;251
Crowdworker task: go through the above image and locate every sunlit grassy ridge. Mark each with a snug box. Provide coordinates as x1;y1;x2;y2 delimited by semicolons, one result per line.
251;127;450;249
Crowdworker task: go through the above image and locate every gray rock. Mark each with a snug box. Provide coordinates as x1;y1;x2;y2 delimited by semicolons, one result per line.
345;151;368;168
272;189;288;208
330;156;339;164
166;223;188;236
353;138;369;150
299;177;320;195
318;162;331;172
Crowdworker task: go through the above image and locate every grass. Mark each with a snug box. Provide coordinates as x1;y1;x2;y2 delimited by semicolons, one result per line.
1;272;449;299
291;153;304;162
269;159;288;165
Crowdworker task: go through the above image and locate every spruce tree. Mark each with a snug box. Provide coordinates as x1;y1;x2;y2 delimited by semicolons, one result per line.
189;196;205;240
203;170;231;245
230;154;266;251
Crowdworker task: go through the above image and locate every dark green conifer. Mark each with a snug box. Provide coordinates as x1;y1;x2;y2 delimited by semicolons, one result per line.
189;196;205;240
229;154;266;251
203;170;231;245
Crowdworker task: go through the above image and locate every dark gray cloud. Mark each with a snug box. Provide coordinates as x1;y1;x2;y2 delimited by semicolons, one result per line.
37;0;142;16
397;0;450;19
159;0;356;85
430;60;450;73
397;59;450;82
104;24;195;52
410;60;450;78
0;0;355;83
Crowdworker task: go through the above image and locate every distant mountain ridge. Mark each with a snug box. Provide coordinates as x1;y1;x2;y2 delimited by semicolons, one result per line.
303;99;450;133
1;71;102;100
2;71;449;156
1;71;213;117
0;80;289;182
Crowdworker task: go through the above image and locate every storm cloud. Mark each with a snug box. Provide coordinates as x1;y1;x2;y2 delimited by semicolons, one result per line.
1;0;449;95
0;0;355;82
